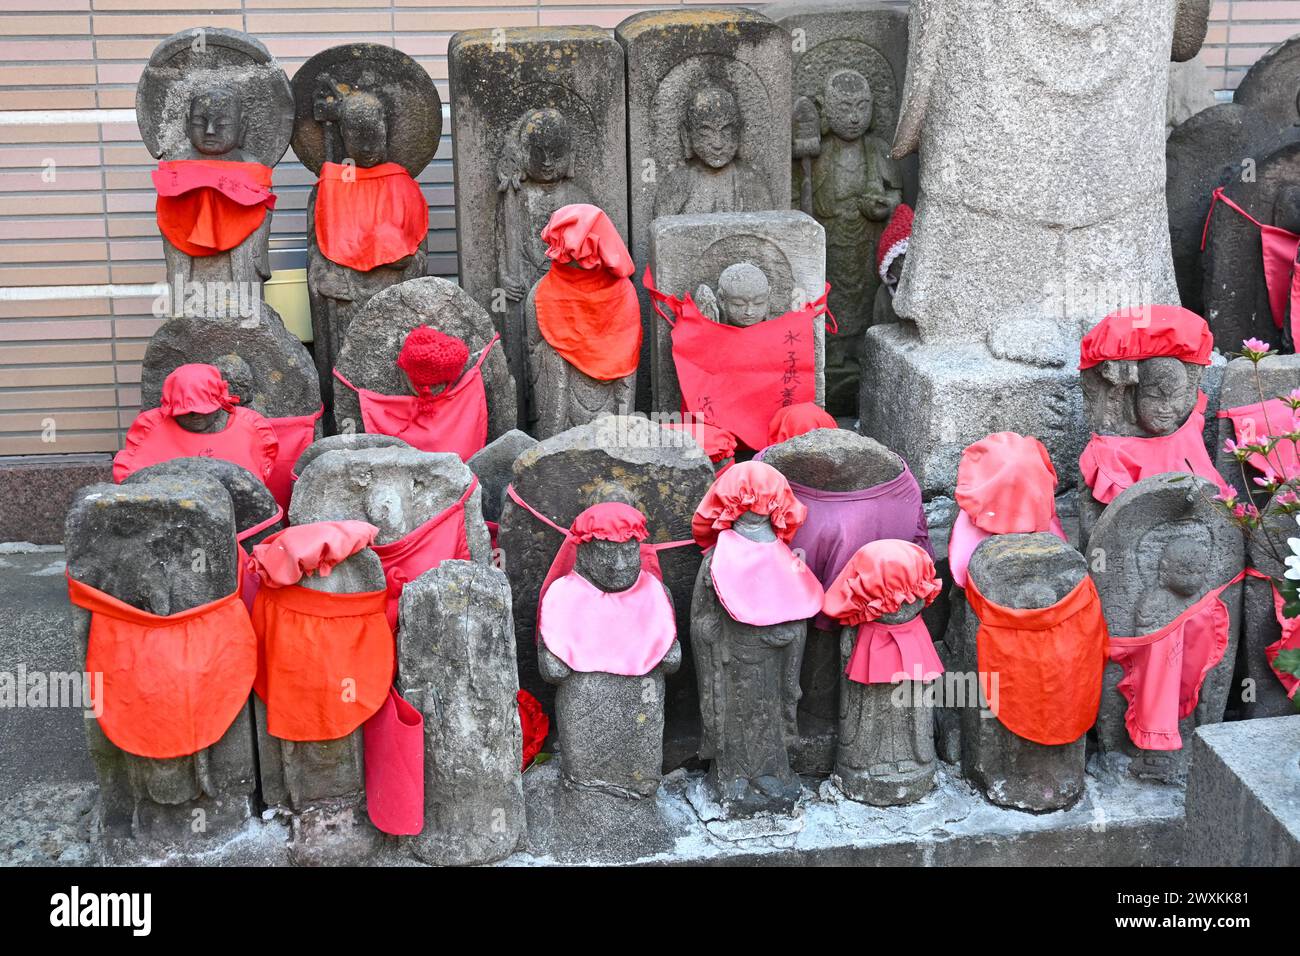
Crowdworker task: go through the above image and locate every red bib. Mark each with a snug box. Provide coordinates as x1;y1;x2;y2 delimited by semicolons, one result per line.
845;617;944;686
968;573;1110;746
371;479;477;630
314;161;427;271
1203;187;1300;339
334;337;497;462
264;406;323;510
251;582;394;742
153;159;275;257
112;404;279;485
1218;398;1299;477
1108;574;1241;751
68;571;257;759
647;270;833;451
363;687;425;836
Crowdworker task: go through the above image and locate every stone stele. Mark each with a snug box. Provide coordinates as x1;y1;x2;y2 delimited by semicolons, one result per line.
618;6;792;410
448;27;627;420
466;428;538;524
1090;474;1244;785
399;560;526;865
648;210;827;420
64;476;257;843
124;456;282;546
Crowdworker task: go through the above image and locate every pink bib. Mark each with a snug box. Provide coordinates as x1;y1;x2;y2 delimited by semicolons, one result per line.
709;528;824;626
949;509;1068;589
1079;392;1229;505
363;687;425;836
844;616;943;685
1108;574;1240;751
538;570;676;676
113;404;279;485
333;336;497;462
264;406;322;511
1203;186;1300;338
1218;398;1299;478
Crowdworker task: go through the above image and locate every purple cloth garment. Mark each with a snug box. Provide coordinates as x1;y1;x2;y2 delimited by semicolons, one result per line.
786;467;932;630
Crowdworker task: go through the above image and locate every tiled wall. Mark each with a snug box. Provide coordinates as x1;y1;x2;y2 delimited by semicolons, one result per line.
0;0;1295;457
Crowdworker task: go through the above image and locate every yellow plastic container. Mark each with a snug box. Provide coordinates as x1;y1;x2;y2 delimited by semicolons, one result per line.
264;268;311;342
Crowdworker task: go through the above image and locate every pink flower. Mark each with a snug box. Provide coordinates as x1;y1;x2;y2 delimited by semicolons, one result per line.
1233;502;1260;521
1255;466;1278;488
1278;490;1299;506
1215;487;1239;505
1243;337;1271;353
1239;419;1258;444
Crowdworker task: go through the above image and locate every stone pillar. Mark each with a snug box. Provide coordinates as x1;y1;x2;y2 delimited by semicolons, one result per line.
399;560;525;865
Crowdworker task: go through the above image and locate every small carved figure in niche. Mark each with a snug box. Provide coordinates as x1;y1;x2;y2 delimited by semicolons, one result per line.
823;539;943;806
537;503;680;798
696;261;770;327
1134;531;1209;634
872;203;913;328
525;204;638;438
802;69;902;414
690;462;825;815
654;86;774;218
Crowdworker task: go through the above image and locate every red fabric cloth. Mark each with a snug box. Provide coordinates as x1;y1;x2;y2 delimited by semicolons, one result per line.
1266;582;1300;699
153;159;274;257
67;570;257;759
112;405;278;484
822;539;943;625
314;161;427;271
517;689;548;770
333;337;497;462
264;406;322;511
397;326;470;394
843;618;943;685
767;402;838;446
1079;305;1213;370
371;479;477;630
875;202;913;280
535;204;640;381
955;431;1058;535
646;268;833;451
1080;392;1230;504
536;502;652;616
1202;186;1300;332
1218;398;1300;477
967;572;1109;746
1108;575;1240;751
160;363;238;416
363;688;425;835
249;520;379;587
692;460;808;550
661;420;737;464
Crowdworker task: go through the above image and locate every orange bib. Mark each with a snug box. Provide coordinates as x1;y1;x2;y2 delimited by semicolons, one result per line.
67;571;257;760
967;574;1109;746
154;159;275;256
251;583;394;742
314;161;427;272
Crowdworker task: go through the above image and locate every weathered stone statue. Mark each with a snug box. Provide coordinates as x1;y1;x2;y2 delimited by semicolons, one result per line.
647;210;828;450
136;28;293;305
291;44;441;403
124;456;283;550
823;539;943;806
1090;474;1245;784
449;27;626;415
537;503;681;798
1077;306;1223;545
955;533;1107;812
861;0;1211;494
619;7;791;409
524;205;639;438
497;415;715;769
399;560;526;865
65;476;258;845
690;462;825;816
466;429;537;525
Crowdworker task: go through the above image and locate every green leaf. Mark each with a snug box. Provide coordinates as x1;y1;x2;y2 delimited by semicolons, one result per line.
1279;576;1300;619
1273;649;1300;677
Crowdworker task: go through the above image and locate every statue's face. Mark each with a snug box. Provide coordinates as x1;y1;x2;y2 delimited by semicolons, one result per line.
340;95;388;168
877;597;923;625
187;90;244;156
174;410;223;433
575;538;643;593
718;263;770;327
361;477;408;541
521;109;572;184
731;509;776;541
686;88;741;170
1158;538;1205;597
1135;357;1191;436
825;69;873;141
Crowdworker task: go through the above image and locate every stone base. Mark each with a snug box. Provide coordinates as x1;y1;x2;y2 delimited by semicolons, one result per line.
0;454;112;545
1185;715;1300;865
859;325;1085;496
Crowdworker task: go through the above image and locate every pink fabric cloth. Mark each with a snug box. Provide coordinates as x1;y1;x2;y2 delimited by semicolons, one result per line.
264;407;322;511
783;468;931;629
1108;575;1241;751
1266;582;1300;699
949;510;1068;590
539;570;676;676
363;687;425;835
1080;392;1230;504
1218;398;1300;477
956;431;1058;535
249;520;379;588
159;363;238;415
708;528;824;626
821;539;943;624
844;617;944;685
1078;305;1213;370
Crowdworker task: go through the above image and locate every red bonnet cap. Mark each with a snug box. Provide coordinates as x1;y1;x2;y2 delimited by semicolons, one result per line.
541;203;634;278
955;432;1058;535
1078;305;1213;370
160;363;238;416
822;539;942;625
692;460;807;549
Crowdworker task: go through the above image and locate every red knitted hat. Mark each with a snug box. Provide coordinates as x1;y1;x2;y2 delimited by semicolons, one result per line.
396;326;470;394
876;203;914;281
